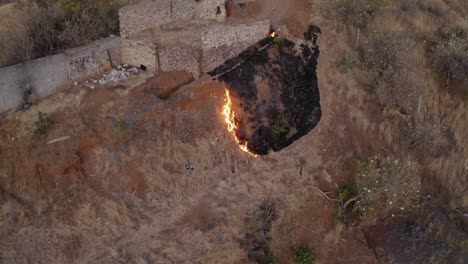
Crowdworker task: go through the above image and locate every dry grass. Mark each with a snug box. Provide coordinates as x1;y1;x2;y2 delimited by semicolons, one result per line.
0;3;29;67
0;0;467;263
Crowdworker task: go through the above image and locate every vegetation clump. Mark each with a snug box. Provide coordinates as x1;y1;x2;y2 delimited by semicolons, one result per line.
271;112;289;139
432;35;468;89
241;200;278;264
34;111;54;135
335;156;422;222
11;0;120;64
293;246;316;264
339;53;355;70
116;120;127;132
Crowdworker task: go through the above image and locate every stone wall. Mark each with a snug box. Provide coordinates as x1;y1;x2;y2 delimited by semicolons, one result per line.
121;38;158;72
194;0;226;21
119;0;226;38
201;20;270;49
158;44;202;78
0;37;121;113
201;20;271;72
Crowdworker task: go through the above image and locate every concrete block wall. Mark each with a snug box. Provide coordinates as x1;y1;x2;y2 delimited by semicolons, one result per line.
0;53;68;112
66;37;121;81
0;37;121;113
121;38;158;72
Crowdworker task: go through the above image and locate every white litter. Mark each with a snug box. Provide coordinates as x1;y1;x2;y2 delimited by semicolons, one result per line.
97;65;140;85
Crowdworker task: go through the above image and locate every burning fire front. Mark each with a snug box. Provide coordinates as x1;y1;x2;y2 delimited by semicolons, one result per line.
222;89;258;157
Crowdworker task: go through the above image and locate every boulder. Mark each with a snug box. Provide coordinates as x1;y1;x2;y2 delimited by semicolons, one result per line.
146;71;194;99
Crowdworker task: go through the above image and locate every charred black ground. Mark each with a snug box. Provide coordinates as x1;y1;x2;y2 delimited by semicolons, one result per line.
210;25;322;155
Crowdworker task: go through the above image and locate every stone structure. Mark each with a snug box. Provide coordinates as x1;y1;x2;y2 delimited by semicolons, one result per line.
121;38;158;71
119;0;226;38
0;37;121;113
119;0;271;78
201;20;271;72
0;0;270;113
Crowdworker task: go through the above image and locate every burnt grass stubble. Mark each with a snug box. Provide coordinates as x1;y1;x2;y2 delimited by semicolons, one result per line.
210;25;322;155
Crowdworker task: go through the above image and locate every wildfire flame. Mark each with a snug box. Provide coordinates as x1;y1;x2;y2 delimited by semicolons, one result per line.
222;89;258;157
270;31;277;38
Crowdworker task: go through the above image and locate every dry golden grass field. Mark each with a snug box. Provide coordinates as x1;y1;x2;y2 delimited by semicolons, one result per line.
0;0;467;263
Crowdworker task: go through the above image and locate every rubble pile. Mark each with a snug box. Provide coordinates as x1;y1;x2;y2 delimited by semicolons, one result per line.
98;64;140;85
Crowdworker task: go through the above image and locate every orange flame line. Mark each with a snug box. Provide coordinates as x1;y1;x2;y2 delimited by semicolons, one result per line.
222;89;258;157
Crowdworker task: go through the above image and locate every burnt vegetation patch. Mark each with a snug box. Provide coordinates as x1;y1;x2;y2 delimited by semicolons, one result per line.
211;25;322;155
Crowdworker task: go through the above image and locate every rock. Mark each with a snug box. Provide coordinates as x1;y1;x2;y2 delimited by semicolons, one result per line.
145;71;194;99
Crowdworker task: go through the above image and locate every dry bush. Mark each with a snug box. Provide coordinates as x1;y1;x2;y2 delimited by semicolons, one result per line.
3;0;120;65
241;200;279;263
359;31;422;111
401;118;456;159
432;35;468;89
0;3;31;66
329;0;390;28
394;0;421;14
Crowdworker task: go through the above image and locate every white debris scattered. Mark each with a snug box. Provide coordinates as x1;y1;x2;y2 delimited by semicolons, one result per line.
97;65;140;85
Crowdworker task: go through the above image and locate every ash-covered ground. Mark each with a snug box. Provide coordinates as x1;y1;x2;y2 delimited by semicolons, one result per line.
211;26;322;155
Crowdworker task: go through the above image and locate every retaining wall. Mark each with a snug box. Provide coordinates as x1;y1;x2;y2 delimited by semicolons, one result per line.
0;36;121;113
158;44;202;78
201;20;271;72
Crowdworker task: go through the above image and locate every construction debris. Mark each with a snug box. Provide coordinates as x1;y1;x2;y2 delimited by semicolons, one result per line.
98;64;140;85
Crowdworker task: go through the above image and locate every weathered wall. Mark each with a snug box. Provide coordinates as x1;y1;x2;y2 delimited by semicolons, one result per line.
0;53;68;113
121;38;158;72
158;44;202;78
201;20;271;72
66;37;121;81
121;20;271;78
194;0;226;21
119;0;226;38
0;37;121;113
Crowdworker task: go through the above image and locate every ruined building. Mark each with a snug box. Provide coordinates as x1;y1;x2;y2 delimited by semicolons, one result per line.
119;0;271;78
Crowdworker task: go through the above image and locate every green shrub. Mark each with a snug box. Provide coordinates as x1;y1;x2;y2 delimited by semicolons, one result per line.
274;37;285;47
34;111;54;135
116;120;127;132
271;112;289;139
334;184;358;222
340;53;355;70
293;246;316;264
